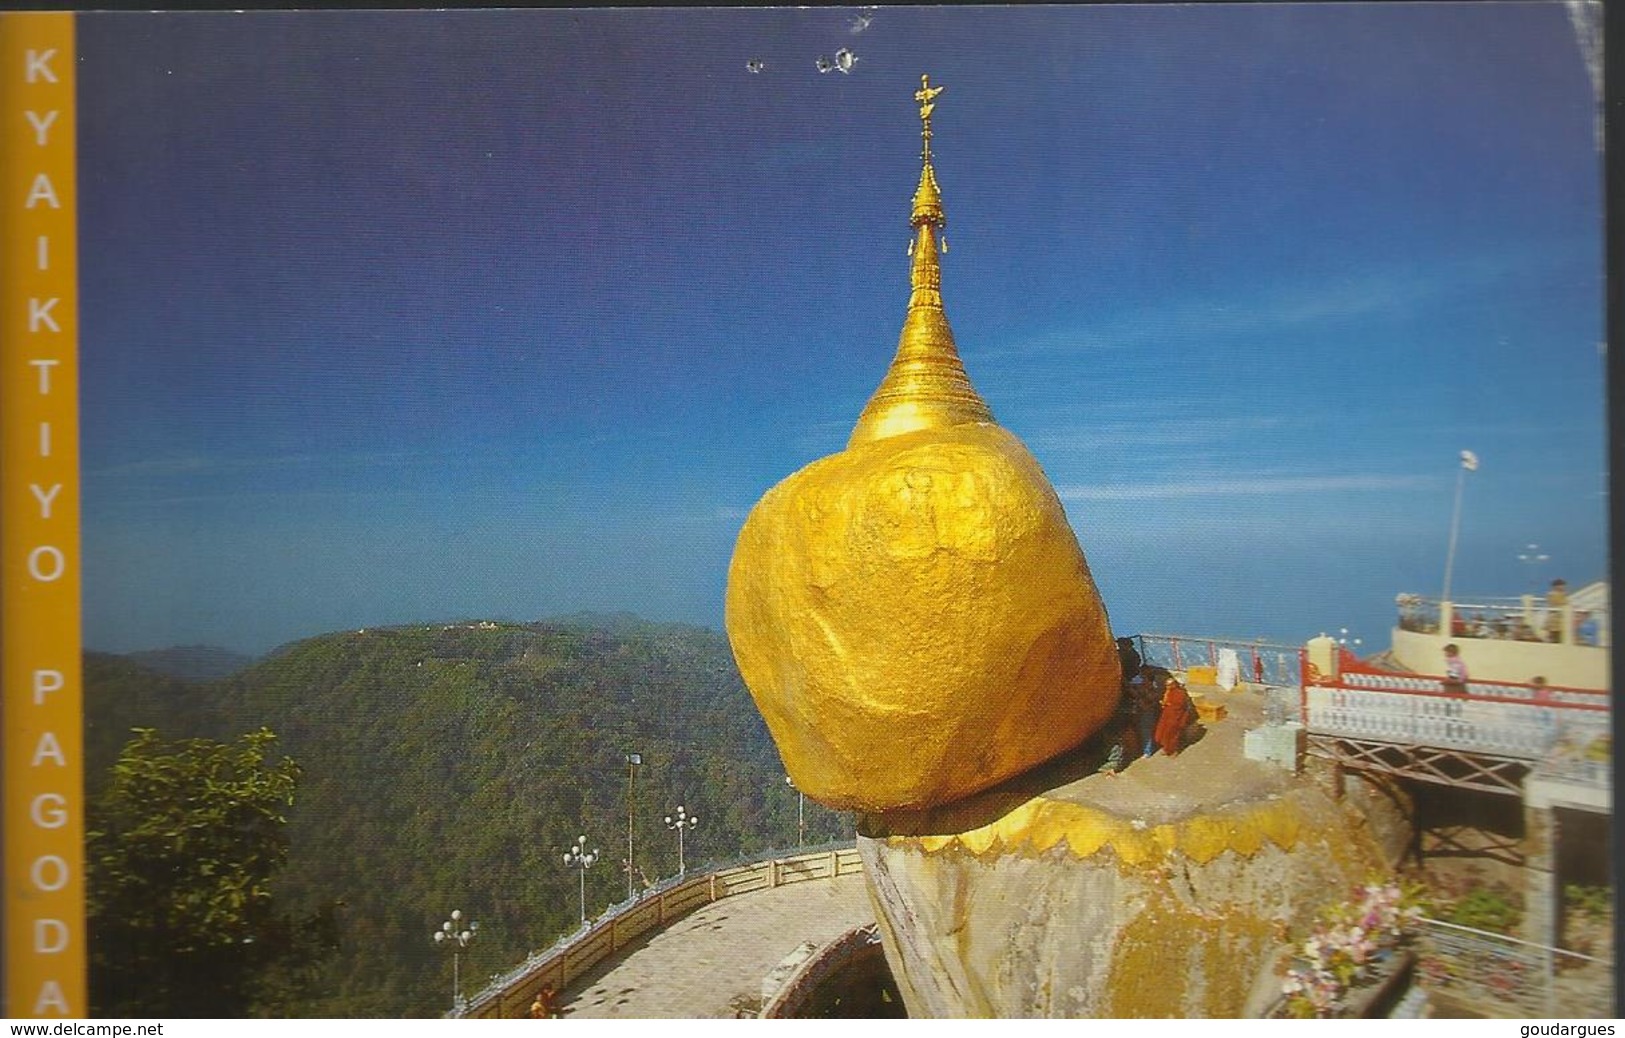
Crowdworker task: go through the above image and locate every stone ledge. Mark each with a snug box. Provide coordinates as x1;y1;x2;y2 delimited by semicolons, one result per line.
760;925;885;1018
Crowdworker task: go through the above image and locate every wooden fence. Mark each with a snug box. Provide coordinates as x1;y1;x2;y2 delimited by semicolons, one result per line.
459;843;864;1018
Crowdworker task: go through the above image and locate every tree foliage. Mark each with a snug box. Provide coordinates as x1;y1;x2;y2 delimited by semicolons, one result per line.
86;727;334;1017
86;617;851;1017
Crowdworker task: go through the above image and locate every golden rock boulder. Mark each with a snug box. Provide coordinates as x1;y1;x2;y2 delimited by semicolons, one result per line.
726;422;1119;811
724;76;1120;812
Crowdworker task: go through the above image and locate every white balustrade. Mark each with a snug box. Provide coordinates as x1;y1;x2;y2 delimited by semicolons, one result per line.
1305;687;1581;760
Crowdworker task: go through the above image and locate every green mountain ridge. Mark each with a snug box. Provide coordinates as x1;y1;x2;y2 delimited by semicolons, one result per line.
85;615;847;1017
121;644;259;683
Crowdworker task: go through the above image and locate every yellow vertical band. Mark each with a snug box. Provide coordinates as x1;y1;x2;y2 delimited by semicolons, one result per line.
1;12;85;1018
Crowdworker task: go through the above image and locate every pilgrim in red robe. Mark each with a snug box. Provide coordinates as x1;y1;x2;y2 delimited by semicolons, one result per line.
1153;678;1195;757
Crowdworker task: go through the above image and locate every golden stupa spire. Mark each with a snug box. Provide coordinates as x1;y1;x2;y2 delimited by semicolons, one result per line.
726;74;1122;814
848;74;994;448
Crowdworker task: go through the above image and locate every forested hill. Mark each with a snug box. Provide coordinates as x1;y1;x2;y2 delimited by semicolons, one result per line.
122;644;257;683
84;617;850;1017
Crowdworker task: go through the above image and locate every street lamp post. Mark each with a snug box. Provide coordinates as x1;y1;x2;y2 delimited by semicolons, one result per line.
785;775;805;848
432;908;478;1012
664;805;699;875
1440;449;1478;608
562;835;598;925
625;752;642;900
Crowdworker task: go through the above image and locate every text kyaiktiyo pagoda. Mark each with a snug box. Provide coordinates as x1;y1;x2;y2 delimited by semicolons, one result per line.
725;75;1121;812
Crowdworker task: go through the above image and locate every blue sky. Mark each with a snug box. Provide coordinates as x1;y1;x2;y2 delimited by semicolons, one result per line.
76;5;1607;656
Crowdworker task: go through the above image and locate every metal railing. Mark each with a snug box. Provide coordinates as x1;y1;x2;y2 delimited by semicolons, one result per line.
1416;917;1614;1017
1259;918;1615;1018
1135;634;1306;723
458;841;864;1018
1134;633;1305;688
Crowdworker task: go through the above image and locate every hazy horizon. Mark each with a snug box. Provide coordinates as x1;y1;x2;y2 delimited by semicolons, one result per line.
90;610;719;659
78;6;1608;658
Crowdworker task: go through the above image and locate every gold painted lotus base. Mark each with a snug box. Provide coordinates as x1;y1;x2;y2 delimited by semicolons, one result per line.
855;689;1400;1017
725;422;1120;811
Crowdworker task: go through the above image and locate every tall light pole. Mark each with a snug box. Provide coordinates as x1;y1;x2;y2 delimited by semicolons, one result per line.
785;775;805;848
625;753;642;900
562;835;598;925
433;908;478;1012
1441;449;1478;607
664;805;699;876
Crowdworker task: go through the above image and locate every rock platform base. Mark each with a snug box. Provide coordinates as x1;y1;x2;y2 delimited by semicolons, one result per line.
856;686;1397;1017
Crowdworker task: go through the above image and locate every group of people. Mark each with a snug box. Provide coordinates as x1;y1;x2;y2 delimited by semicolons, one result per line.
1401;580;1600;646
1442;644;1563;704
1446;613;1543;642
1101;638;1198;774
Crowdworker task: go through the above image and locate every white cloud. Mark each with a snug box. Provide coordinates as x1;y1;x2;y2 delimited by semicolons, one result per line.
1029;414;1290;453
968;247;1567;365
89;448;445;478
88;454;214;477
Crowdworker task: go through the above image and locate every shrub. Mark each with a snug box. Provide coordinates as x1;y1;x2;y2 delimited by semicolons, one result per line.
1565;884;1612;921
1444;887;1522;933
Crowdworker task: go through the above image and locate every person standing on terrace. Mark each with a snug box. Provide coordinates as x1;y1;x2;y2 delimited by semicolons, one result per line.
1152;675;1197;757
1442;644;1469;695
1545;578;1569;642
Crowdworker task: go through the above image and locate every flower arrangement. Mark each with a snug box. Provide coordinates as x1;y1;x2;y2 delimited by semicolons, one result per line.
1280;880;1426;1018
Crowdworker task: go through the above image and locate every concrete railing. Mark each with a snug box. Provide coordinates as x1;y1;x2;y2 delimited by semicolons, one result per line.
1303;687;1608;762
459;842;864;1018
760;923;884;1019
1336;669;1610;710
1396;593;1609;649
1304;646;1609;770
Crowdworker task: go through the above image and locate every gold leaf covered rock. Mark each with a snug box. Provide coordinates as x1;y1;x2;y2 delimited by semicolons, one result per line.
725;76;1120;812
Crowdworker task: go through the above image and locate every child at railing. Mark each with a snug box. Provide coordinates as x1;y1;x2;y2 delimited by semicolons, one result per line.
1441;644;1469;696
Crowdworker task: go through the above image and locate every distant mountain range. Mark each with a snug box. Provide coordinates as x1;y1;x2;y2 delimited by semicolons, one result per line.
122;644;258;682
85;615;849;1017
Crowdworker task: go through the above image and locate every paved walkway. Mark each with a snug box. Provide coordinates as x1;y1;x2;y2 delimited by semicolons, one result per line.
561;873;875;1018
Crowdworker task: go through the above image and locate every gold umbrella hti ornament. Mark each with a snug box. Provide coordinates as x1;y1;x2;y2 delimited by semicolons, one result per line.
726;76;1121;813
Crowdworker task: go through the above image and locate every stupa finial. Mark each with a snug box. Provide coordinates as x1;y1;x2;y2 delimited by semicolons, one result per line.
910;74;946;231
916;73;944;166
847;73;991;447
